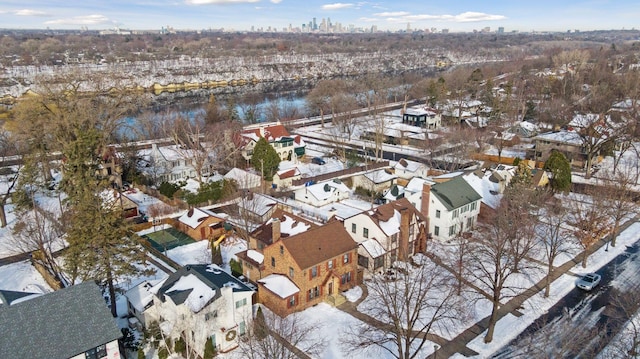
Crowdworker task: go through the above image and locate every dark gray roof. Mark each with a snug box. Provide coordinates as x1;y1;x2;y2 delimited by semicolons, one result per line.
156;264;253;312
0;289;39;306
431;176;482;211
0;281;122;359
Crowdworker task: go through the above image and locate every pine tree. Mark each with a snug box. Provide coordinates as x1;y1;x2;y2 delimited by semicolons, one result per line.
251;137;280;181
544;150;572;193
60;119;154;317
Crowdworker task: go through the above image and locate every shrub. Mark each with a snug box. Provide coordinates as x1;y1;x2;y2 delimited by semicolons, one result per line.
174;337;186;357
203;337;216;359
137;348;146;359
157;347;168;359
158;181;181;198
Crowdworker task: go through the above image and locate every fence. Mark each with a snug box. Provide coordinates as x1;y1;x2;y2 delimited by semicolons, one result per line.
291;161;390;187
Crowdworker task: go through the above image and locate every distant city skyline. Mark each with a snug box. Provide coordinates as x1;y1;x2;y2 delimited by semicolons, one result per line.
0;1;638;33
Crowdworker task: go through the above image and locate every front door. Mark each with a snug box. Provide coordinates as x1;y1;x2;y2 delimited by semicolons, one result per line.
328;281;333;295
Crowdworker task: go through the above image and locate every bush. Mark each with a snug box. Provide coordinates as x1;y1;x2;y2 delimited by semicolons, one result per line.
158;347;168;359
174;337;186;357
229;258;242;277
158;181;182;198
203;337;216;359
137;348;146;359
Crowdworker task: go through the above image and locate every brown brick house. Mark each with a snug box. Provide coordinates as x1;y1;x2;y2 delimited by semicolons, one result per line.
237;212;359;317
176;207;226;241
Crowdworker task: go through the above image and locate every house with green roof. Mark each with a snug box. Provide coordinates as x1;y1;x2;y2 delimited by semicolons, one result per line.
0;281;122;359
425;176;482;240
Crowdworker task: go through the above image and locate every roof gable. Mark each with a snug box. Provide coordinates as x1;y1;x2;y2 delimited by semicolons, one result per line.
431;176;482;211
282;221;358;269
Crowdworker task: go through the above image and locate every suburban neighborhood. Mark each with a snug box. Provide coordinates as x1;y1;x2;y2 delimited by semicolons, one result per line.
1;27;640;359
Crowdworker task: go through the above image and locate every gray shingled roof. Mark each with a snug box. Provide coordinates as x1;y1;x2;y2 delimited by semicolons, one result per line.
0;281;122;359
156;264;253;312
431;176;482;211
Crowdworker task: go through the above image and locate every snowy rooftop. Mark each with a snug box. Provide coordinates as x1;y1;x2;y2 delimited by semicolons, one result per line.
378;209;401;237
463;171;502;209
125;279;165;313
405;107;437;116
360;238;386;258
246;249;264;264
533;131;585;145
258;274;299;299
267;214;311;236
224;168;261;189
405;177;436;194
303;180;351;202
363;169;397;184
177;207;223;229
394;158;425;173
165;273;217;313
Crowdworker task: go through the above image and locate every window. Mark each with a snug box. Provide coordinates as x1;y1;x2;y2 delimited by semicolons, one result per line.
391;233;398;244
434;226;440;236
358;254;369;268
449;225;456;236
471;201;477;211
271;257;275;267
235;298;247;308
467;217;473;229
239;321;246;335
85;345;106;359
452;209;459;219
311;266;318;278
373;256;384;269
363;228;369;238
327;259;334;269
279;245;284;254
289;267;294;278
435;210;441;218
308;286;320;300
205;310;218;321
343;253;350;264
351;223;357;233
341;271;352;284
289;295;296;307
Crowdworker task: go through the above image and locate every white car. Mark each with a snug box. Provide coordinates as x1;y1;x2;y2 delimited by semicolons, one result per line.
576;273;601;291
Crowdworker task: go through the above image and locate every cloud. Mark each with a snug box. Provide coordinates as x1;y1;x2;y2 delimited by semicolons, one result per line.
270;0;282;3
373;10;506;23
322;3;354;10
373;11;410;17
185;0;259;4
44;14;114;26
14;9;50;17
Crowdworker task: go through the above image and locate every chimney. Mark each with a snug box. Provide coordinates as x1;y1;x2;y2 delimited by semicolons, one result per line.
272;217;281;242
398;207;410;261
421;183;431;219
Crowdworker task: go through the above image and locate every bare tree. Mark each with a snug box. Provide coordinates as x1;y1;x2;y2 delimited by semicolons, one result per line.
568;184;611;268
238;307;325;359
466;185;539;343
163;115;211;187
601;169;638;248
0;130;22;227
533;192;576;297
342;258;462;359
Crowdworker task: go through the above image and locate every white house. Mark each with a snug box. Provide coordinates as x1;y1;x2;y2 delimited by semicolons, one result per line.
402;177;436;216
223;168;262;190
425;176;482;241
272;167;302;189
343;198;427;274
138;143;211;184
353;168;397;193
145;264;254;355
393;158;429;182
293;179;351;207
402;106;442;129
235;122;306;161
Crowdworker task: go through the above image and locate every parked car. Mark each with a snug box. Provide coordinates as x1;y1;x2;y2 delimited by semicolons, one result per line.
311;157;326;165
576;273;601;291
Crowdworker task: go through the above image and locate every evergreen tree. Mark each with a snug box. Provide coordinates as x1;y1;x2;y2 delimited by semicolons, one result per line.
203;337;216;359
510;161;532;187
544;151;572;193
58;108;154;317
251;137;280;181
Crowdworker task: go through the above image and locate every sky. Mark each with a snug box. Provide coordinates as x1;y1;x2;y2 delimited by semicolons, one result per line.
0;0;638;33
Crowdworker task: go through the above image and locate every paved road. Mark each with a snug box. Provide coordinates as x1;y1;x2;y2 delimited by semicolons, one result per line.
492;239;640;358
